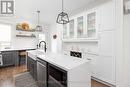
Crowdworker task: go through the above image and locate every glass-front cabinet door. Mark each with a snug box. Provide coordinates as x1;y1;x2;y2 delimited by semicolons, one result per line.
69;19;74;38
77;16;84;38
62;10;98;42
87;10;97;38
63;24;68;39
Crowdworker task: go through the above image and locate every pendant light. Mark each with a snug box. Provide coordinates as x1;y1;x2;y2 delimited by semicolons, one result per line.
56;0;69;24
36;10;42;31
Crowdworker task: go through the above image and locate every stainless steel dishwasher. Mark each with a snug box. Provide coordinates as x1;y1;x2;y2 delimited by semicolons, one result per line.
37;58;47;87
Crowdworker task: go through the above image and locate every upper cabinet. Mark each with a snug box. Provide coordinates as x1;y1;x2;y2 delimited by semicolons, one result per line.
62;19;75;39
62;1;115;42
62;10;98;42
99;1;115;31
69;19;75;38
77;15;86;38
86;9;98;39
63;24;68;39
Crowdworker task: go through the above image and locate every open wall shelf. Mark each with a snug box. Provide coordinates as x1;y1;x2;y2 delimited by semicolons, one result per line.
16;35;36;38
16;28;36;32
16;28;42;32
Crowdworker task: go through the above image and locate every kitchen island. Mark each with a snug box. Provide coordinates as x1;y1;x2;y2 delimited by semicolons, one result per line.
27;50;91;87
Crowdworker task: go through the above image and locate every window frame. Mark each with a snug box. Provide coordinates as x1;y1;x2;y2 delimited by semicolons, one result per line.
0;22;12;48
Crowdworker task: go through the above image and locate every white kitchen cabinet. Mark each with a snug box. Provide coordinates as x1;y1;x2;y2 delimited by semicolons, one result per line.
97;31;116;85
96;55;116;85
82;30;116;86
63;24;69;39
69;19;75;38
76;15;87;38
84;53;99;78
62;10;99;42
98;31;115;56
86;9;99;39
63;18;75;39
84;30;116;86
84;52;115;85
99;1;115;31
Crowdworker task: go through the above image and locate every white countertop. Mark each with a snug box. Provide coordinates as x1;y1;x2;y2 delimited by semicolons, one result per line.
37;52;89;71
0;47;36;51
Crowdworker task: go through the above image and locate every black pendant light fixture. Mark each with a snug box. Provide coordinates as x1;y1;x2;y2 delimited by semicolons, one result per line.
36;10;42;31
56;0;69;24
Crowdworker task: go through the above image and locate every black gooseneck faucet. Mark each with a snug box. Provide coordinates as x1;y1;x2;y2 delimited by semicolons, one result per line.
38;41;47;52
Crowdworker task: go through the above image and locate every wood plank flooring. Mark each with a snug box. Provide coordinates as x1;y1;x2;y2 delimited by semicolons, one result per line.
91;80;110;87
0;65;109;87
0;65;27;87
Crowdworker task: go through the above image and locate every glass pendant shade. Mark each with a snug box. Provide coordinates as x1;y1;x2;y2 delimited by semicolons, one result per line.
35;10;42;31
36;25;42;31
57;12;69;24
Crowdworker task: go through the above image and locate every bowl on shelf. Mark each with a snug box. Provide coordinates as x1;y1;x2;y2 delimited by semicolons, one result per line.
21;22;30;30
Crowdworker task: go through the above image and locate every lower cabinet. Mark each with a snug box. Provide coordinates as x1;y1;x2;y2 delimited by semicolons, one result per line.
2;51;15;67
27;56;37;81
95;31;116;85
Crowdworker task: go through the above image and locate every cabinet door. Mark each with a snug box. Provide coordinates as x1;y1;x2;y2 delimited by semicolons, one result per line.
63;24;69;39
86;10;98;39
77;15;86;38
99;1;115;31
69;19;75;38
96;55;116;85
98;31;116;85
85;53;98;78
2;51;14;66
27;57;34;77
34;61;37;81
98;31;115;56
13;51;19;66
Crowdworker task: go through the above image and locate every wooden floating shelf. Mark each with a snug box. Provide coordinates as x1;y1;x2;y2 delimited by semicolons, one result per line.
16;28;42;32
16;35;36;38
16;28;35;32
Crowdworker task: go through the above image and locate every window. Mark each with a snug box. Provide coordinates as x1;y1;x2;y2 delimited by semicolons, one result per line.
38;34;45;43
0;23;11;48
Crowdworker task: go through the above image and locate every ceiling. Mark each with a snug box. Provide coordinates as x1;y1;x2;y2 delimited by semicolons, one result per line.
15;0;104;25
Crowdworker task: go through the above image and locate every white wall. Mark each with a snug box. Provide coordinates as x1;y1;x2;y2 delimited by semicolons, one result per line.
123;14;130;87
0;17;47;49
50;24;57;52
48;24;62;53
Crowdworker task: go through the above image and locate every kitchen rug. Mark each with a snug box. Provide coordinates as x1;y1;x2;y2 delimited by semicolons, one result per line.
14;72;38;87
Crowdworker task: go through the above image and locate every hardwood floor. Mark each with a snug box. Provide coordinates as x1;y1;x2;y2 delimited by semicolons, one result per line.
0;65;27;87
91;80;110;87
0;65;109;87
